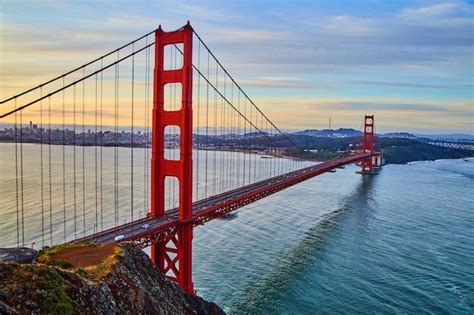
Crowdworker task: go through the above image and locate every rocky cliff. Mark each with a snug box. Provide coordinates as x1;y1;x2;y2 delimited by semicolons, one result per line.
0;242;224;315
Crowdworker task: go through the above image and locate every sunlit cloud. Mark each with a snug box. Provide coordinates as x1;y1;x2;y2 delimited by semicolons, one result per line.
1;0;472;134
252;95;473;133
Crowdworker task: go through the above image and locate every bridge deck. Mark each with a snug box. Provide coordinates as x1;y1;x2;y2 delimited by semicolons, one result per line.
76;153;372;246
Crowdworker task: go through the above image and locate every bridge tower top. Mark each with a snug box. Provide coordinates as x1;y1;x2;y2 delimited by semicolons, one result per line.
363;115;374;154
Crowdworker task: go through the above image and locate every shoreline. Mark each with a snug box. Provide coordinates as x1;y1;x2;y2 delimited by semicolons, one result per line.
1;141;472;165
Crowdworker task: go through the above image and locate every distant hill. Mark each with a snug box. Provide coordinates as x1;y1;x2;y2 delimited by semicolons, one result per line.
380;132;418;139
293;128;361;138
376;137;472;164
263;134;473;164
416;133;474;141
244;131;269;138
291;128;473;142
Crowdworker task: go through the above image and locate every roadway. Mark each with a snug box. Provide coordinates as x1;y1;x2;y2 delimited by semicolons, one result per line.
76;153;372;245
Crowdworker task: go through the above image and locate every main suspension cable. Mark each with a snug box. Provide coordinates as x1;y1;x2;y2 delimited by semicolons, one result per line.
1;41;156;119
192;29;302;151
0;28;158;105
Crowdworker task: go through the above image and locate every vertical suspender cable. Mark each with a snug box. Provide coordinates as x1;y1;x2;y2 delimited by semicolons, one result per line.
229;84;232;189
243;97;246;186
254;111;258;181
40;88;45;247
114;52;119;226
144;43;150;215
62;77;67;242
95;73;98;230
173;47;177;208
269;122;272;178
262;114;265;178
117;53;120;224
229;81;232;189
14;100;19;247
196;39;201;201
234;88;237;188
48;96;53;245
221;74;225;193
234;85;237;189
73;85;77;239
100;59;104;230
266;120;270;179
144;39;149;215
205;52;210;199
214;63;218;195
82;67;86;237
273;127;277;177
270;126;274;176
167;50;172;210
19;101;24;247
131;43;135;221
268;123;271;177
167;50;171;210
257;113;261;180
248;100;252;185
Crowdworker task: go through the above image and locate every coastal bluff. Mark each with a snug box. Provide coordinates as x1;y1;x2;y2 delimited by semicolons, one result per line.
0;242;224;315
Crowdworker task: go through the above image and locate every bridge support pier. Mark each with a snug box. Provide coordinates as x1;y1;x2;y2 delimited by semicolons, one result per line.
360;115;380;175
151;23;194;294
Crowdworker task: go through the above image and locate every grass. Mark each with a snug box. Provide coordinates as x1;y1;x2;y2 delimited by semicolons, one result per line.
1;263;74;315
43;259;73;269
85;245;123;278
36;271;73;315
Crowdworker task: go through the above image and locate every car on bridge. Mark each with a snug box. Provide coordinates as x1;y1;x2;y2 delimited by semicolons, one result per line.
114;235;125;242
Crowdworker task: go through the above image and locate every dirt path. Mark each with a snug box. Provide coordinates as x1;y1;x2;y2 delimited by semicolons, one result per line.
54;243;116;268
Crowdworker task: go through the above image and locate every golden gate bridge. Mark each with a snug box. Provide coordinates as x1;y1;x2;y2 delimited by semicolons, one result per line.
0;22;381;294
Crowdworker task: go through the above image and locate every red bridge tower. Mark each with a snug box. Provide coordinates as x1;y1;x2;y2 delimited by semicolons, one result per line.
151;23;194;293
361;115;375;174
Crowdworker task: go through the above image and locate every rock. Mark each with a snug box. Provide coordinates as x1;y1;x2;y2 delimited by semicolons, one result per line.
0;242;224;314
0;248;37;264
0;301;12;315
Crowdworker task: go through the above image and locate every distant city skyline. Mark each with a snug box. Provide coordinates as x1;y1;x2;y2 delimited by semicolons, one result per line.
1;120;473;139
1;0;472;134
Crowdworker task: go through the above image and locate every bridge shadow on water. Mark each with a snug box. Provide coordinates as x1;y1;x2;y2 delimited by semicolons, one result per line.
229;175;378;313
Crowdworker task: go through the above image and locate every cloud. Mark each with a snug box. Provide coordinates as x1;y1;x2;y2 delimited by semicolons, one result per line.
313;101;471;115
237;76;317;90
197;1;473;77
235;77;473;91
1;0;472;133
400;3;464;18
250;95;473;133
210;28;290;43
335;80;473;90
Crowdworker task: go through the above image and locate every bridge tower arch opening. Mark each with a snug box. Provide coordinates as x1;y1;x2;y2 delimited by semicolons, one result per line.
151;22;194;294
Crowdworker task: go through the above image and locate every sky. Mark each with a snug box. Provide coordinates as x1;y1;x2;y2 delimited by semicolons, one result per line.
0;0;473;134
